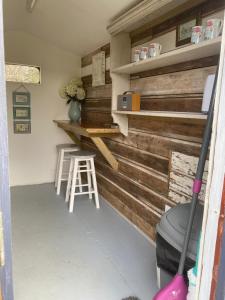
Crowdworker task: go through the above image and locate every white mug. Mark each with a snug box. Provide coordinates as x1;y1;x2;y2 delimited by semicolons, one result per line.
140;47;148;60
148;43;162;58
191;26;205;44
205;18;223;40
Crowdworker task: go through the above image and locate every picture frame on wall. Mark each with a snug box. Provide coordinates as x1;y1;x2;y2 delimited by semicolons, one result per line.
13;91;30;106
176;16;200;47
14;121;31;134
13;107;31;120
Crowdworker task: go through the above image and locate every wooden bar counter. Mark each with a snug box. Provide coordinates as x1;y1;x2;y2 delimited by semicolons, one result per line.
53;120;120;170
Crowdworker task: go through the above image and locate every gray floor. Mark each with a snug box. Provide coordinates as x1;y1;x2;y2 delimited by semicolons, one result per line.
11;183;158;300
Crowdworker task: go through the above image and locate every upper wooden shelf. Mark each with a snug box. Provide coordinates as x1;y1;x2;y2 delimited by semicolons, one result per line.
113;110;207;119
111;37;221;75
53;120;120;137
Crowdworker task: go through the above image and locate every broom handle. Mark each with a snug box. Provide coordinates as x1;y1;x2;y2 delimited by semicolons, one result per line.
178;67;219;275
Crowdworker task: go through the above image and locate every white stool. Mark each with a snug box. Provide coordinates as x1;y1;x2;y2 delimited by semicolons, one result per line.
65;150;100;213
55;144;80;195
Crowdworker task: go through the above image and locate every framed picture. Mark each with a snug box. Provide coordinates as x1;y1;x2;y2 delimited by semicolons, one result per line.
176;16;200;47
13;91;30;106
14;121;31;134
13;107;31;120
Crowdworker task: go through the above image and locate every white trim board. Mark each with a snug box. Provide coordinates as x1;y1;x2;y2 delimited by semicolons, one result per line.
195;16;225;300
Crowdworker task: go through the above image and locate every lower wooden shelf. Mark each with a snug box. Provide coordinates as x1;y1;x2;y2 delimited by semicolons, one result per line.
53;120;120;170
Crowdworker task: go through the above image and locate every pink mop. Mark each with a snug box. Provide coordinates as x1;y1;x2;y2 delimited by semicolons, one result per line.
153;67;218;300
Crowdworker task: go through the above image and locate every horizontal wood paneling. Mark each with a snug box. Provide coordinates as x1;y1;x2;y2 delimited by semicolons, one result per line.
169;151;208;203
131;66;216;95
131;56;219;80
130;0;225;46
129;116;205;142
81;31;217;239
97;175;160;240
82;70;112;88
82;44;110;67
81;111;112;128
111;129;202;158
140;94;203;112
96;162;169;212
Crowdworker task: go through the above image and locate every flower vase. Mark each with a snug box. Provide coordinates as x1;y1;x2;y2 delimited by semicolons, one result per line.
68;101;81;122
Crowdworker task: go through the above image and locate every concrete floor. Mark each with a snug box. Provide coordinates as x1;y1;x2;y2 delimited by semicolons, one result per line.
11;183;158;300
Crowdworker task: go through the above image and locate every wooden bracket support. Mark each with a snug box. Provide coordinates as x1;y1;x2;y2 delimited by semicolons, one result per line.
91;137;119;171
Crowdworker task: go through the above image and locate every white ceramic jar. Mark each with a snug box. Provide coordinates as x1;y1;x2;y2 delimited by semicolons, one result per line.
191;26;205;44
148;43;162;58
140;47;148;60
205;18;223;40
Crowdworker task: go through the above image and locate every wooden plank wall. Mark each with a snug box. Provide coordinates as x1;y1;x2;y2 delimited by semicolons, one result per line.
81;0;222;241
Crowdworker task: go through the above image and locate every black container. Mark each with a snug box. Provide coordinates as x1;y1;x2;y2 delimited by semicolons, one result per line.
156;203;203;277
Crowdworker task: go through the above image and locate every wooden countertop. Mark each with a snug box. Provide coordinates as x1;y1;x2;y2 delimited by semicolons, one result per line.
53;120;120;137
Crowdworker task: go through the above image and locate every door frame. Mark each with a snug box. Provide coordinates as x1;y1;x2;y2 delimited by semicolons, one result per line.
195;14;225;300
0;1;14;299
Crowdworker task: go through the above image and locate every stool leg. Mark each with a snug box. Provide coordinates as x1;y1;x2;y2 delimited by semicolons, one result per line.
65;158;74;203
87;160;92;199
69;159;78;213
56;150;64;195
90;158;100;209
55;151;60;188
77;163;83;193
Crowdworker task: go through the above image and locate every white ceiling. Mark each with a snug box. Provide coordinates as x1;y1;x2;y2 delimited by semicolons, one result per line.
3;0;140;56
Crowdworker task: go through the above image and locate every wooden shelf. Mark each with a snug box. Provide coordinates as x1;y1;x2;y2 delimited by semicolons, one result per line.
54;120;120;170
112;37;221;75
53;120;120;137
113;111;207;119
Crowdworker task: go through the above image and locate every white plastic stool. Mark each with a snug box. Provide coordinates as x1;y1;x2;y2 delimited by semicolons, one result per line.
55;144;80;195
65;150;99;212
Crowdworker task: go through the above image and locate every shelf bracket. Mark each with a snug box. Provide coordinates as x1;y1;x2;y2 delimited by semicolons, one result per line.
91;137;119;171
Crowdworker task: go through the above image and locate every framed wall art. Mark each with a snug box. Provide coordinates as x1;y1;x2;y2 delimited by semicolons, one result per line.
13;107;31;120
176;16;201;47
14;121;31;134
13;91;30;106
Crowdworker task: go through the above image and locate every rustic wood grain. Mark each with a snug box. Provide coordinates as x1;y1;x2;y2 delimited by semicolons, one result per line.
81;43;110;67
129;116;206;142
140;93;203;112
82;71;111;87
130;0;225;46
109;129;202;158
97;176;159;240
131;66;216;95
131;56;219;80
168;151;208;203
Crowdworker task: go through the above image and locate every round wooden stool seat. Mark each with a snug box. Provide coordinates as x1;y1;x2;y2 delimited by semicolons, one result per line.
70;150;96;159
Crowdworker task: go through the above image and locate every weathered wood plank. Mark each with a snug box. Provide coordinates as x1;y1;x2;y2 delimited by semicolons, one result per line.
129;116;205;142
131;66;216;95
81;111;113;128
98;180;158;240
169;171;206;203
131;56;219;80
130;0;224;46
103;138;169;174
118;157;168;196
109;129;202;158
140;94;203;112
82;44;110;67
168;151;208;203
82;137;168;195
94;159;173;211
85;84;112;99
170;151;208;180
82;71;111;88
